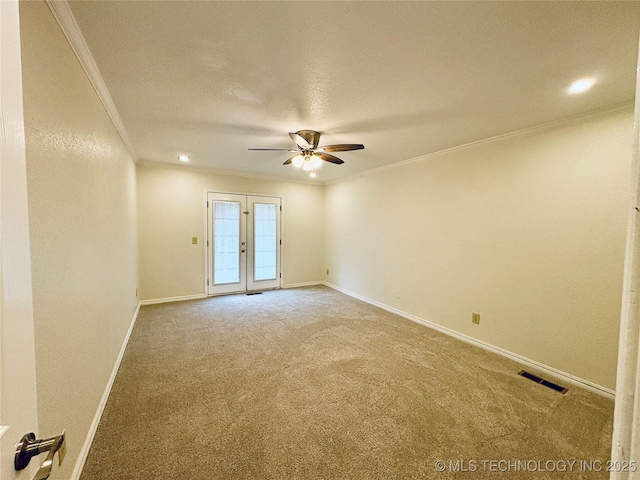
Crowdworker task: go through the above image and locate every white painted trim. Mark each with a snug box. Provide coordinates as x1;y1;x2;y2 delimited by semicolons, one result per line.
137;159;318;186
41;1;632;188
203;189;209;297
610;29;640;476
70;302;141;480
140;294;206;306
66;285;614;479
326;102;635;186
44;0;138;161
279;196;286;290
323;282;615;399
138;104;632;187
283;281;324;289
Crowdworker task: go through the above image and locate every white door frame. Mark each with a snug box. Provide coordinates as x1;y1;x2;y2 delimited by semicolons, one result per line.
0;1;40;478
206;191;282;296
611;31;640;480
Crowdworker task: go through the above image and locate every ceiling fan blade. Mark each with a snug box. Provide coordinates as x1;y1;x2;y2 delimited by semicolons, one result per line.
289;132;310;149
248;148;298;151
283;155;298;165
317;153;344;165
316;144;365;153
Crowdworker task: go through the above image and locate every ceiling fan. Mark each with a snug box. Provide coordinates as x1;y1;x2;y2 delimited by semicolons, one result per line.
249;130;364;177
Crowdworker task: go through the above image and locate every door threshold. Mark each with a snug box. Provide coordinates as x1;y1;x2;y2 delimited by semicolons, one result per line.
207;287;280;298
246;287;281;295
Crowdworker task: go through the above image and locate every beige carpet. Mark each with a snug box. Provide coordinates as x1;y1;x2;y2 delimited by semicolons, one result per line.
80;286;613;479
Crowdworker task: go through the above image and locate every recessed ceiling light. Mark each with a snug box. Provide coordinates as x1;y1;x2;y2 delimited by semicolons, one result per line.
178;155;190;162
568;78;595;95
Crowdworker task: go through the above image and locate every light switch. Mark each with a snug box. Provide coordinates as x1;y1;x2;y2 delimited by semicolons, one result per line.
192;237;198;244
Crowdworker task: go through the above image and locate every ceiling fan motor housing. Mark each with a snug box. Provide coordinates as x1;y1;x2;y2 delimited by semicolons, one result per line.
295;130;322;150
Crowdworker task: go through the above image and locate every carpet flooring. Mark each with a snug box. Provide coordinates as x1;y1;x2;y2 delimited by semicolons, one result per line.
80;286;614;479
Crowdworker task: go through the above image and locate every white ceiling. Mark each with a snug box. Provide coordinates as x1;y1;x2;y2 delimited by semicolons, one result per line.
67;1;640;183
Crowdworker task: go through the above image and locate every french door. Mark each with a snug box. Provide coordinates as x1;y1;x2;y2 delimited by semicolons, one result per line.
207;192;281;295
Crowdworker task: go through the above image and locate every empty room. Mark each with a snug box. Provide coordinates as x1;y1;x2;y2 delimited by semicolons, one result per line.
3;1;640;479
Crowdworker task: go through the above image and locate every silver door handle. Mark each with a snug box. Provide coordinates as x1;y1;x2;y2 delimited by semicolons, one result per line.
15;431;66;480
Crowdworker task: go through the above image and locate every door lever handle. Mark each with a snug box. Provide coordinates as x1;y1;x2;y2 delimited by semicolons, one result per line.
14;431;66;480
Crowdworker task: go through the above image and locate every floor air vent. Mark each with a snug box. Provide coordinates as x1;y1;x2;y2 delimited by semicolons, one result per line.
518;370;568;394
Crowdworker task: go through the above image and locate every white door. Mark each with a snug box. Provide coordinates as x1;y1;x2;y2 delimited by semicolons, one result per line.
207;193;247;295
0;1;40;478
207;193;281;295
246;196;281;292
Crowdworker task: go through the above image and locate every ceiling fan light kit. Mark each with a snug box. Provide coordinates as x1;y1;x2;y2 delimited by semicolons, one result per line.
249;130;364;178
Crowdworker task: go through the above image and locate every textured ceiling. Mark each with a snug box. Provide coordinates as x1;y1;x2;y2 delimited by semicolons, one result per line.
68;1;640;183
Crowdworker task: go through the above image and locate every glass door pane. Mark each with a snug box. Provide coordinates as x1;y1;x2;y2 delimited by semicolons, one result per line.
208;193;247;295
213;201;240;284
253;203;277;281
247;196;280;292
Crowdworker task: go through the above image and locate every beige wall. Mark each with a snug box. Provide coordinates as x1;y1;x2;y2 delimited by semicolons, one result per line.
20;2;138;478
137;164;324;301
324;110;633;391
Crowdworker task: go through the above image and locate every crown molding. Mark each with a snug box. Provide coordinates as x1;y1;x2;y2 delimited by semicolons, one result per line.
45;0;138;161
327;101;635;186
136;159;323;187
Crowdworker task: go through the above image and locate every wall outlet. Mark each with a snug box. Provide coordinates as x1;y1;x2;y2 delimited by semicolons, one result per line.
472;312;480;324
192;237;198;244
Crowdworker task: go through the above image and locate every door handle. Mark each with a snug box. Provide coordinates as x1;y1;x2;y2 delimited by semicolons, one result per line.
15;431;66;480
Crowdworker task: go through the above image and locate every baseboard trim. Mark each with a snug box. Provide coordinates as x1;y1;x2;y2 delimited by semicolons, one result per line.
323;282;615;399
71;302;141;480
283;281;324;289
142;287;326;302
140;293;207;306
68;282;614;480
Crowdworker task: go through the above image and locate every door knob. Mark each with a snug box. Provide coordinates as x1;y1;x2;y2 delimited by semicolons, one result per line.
15;431;66;480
